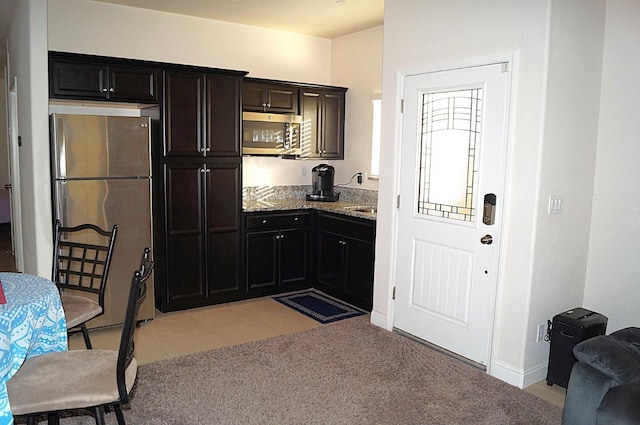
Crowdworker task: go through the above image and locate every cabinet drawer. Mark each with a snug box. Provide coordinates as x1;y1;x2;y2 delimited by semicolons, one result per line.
316;212;375;243
245;211;310;230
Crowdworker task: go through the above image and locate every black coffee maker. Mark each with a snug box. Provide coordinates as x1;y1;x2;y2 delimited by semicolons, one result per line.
306;164;340;202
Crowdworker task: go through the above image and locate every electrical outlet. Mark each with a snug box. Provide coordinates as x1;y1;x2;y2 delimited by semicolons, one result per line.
357;173;363;184
536;323;546;342
300;166;307;177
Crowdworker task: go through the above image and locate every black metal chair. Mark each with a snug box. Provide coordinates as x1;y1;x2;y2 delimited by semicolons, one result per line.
8;247;154;425
52;219;118;349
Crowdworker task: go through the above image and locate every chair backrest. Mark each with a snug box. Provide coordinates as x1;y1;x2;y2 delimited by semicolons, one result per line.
116;247;153;403
52;219;118;309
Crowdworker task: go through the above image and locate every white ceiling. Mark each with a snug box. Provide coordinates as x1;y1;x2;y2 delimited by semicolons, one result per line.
0;0;383;67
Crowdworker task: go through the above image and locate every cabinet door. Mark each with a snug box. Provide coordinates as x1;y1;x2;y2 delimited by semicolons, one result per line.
343;238;375;311
316;230;345;292
300;89;345;159
242;83;268;112
164;70;204;157
49;59;108;100
279;228;309;286
206;74;242;157
320;91;345;159
300;91;322;158
205;161;242;296
266;85;299;114
163;162;206;306
246;230;279;289
109;65;159;103
243;83;299;114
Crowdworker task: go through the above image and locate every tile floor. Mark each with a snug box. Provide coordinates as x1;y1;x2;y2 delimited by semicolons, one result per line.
0;225;564;409
68;296;323;364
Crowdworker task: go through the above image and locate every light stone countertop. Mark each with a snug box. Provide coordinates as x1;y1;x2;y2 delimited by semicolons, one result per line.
242;199;377;221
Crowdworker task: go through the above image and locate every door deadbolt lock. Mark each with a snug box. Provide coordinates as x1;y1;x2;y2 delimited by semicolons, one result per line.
480;235;493;245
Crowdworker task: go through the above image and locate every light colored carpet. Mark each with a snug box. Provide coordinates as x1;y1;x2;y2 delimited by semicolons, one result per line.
25;316;562;424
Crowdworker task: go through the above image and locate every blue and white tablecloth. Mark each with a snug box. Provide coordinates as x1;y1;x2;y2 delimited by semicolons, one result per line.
0;273;67;425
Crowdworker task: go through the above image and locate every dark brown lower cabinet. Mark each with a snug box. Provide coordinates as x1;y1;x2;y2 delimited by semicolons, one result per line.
315;212;376;311
155;159;243;312
244;211;311;295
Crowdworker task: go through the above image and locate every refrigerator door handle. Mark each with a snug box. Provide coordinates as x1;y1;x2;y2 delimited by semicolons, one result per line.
54;181;69;226
51;115;66;179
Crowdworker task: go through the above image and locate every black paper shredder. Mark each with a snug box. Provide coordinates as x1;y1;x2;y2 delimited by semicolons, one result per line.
546;307;607;388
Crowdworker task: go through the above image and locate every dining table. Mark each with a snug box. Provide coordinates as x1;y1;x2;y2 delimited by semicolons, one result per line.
0;272;67;425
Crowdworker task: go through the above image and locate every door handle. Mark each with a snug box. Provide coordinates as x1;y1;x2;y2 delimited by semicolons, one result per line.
480;235;493;245
483;193;496;225
4;184;11;190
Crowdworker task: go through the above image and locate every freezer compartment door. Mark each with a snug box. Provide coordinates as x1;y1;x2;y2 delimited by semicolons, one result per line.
51;114;151;179
53;178;155;326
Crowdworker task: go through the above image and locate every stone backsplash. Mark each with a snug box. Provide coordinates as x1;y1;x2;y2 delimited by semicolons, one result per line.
242;185;378;205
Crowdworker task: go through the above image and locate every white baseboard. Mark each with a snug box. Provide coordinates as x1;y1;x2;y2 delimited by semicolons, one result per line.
490;359;549;389
369;310;391;330
523;362;549;388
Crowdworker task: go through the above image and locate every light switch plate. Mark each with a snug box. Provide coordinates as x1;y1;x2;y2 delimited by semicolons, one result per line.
548;195;563;214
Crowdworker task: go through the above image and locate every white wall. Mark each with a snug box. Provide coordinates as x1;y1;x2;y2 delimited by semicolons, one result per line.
47;0;332;84
331;26;382;192
7;0;51;275
374;0;606;387
525;0;605;375
584;0;640;332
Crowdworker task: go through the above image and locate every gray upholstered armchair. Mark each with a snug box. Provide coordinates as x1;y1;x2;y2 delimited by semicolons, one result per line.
561;327;640;425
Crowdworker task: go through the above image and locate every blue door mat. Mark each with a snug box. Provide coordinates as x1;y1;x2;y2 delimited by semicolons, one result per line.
273;290;366;324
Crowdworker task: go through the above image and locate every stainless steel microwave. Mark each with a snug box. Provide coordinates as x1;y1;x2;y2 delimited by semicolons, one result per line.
242;112;301;156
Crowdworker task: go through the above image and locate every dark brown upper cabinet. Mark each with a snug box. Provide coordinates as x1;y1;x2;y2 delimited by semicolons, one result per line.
49;52;159;103
164;70;242;158
242;80;299;114
300;87;346;159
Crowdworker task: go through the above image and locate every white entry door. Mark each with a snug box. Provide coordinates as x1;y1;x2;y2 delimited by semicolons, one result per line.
394;63;510;366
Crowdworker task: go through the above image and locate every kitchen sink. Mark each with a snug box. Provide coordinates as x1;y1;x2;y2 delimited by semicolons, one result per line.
343;205;377;214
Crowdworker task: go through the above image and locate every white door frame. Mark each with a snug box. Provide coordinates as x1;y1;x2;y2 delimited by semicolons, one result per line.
387;52;517;375
6;73;24;272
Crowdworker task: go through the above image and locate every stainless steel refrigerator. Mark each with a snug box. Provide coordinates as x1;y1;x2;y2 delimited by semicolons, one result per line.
50;113;155;328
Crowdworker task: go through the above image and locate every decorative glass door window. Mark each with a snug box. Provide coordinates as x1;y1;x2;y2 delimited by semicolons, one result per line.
417;87;483;223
